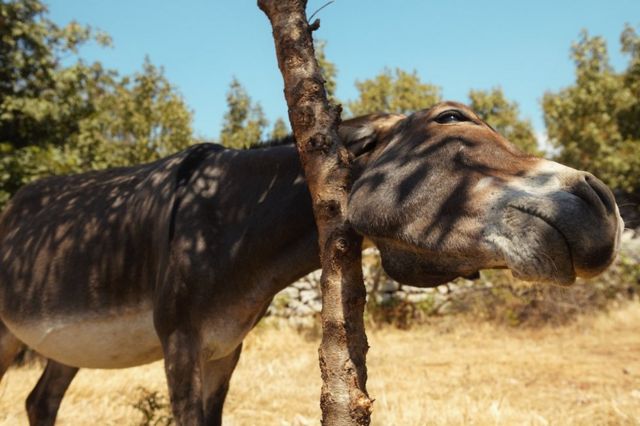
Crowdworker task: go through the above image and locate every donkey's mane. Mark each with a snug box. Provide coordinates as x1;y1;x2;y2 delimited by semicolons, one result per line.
249;134;296;149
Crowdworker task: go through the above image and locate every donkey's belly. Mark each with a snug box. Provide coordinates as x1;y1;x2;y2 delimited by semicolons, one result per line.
4;304;162;368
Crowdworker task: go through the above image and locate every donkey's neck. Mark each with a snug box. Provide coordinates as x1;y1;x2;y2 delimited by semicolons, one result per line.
196;144;322;298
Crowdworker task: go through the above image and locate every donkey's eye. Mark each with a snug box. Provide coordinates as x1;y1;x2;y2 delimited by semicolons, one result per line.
435;110;467;124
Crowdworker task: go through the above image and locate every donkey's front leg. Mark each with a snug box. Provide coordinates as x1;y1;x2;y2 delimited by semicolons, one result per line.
160;327;204;425
201;343;243;426
155;262;206;425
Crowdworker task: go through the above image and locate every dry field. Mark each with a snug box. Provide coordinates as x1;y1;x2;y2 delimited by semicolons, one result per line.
1;303;639;426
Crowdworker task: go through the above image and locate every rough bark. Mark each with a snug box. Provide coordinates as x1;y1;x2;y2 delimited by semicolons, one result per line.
258;1;372;425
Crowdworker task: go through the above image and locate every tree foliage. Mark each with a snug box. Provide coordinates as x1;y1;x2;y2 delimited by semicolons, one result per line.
315;40;338;104
74;58;193;169
468;87;540;155
270;117;289;140
347;68;441;116
0;0;194;207
219;77;267;149
4;0;637;209
0;0;110;151
543;26;640;194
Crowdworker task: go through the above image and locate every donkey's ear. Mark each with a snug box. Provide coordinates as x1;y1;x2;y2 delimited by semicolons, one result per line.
339;113;406;158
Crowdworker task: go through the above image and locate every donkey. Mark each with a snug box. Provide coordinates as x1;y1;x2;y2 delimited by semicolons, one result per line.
0;102;623;425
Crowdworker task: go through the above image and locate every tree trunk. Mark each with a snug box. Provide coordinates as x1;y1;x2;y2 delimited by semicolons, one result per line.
257;1;372;425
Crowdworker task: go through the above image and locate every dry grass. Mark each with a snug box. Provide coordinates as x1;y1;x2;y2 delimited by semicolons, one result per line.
2;303;640;425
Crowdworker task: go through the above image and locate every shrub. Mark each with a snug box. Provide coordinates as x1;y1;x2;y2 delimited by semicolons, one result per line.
132;387;173;426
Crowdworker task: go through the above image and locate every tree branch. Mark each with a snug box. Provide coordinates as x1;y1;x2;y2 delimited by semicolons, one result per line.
258;1;372;424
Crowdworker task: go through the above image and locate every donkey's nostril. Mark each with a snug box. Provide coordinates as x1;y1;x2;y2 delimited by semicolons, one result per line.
584;174;615;214
567;176;604;215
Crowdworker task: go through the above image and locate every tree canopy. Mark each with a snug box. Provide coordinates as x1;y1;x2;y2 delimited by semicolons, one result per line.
218;77;268;149
270;117;289;140
315;40;338;104
2;0;636;211
543;25;640;194
469;87;540;155
0;0;193;207
347;68;442;116
217;41;334;148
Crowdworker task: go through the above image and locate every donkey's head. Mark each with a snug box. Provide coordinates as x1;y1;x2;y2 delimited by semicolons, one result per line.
342;101;624;286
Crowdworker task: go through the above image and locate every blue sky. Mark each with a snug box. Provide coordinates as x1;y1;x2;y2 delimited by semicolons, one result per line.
47;0;639;141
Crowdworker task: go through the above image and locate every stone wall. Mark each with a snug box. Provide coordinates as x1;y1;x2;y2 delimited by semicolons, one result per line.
266;252;475;320
267;231;640;323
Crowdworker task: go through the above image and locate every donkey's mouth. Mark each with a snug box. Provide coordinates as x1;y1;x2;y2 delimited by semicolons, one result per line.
509;204;560;231
493;205;577;286
509;204;574;261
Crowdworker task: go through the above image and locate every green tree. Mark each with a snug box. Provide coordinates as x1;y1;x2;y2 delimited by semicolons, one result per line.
270;117;289;140
315;40;338;103
219;77;268;149
0;0;194;207
543;26;640;194
76;58;193;169
0;0;111;151
0;0;103;204
347;68;441;116
468;87;540;155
